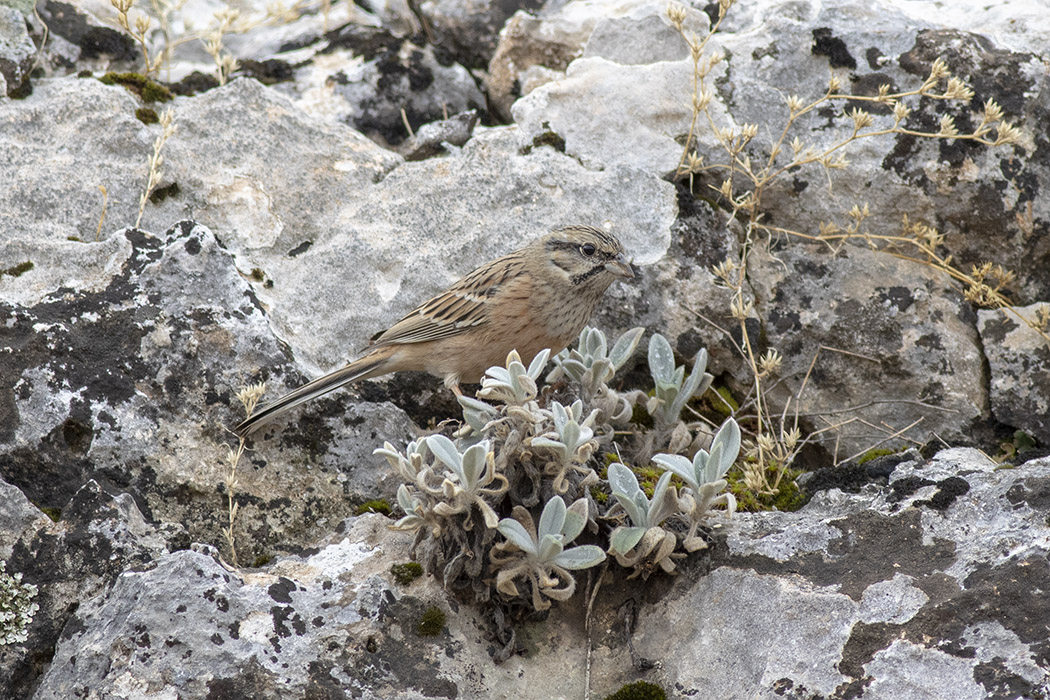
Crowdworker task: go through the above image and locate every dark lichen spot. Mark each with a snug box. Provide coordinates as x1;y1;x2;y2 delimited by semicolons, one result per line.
812;28;856;69
416;606;445;637
150;182;180;204
602;681;667;700
135;107;159;124
9;77;33;99
390;562;423;586
288;240;312;257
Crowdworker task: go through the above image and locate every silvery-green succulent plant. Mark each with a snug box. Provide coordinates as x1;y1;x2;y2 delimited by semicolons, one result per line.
490;496;605;610
375;438;431;482
646;333;713;430
424;435;508;530
547;326;644;405
605;462;681;577
529;400;601;493
652;417;741;550
478;349;550;405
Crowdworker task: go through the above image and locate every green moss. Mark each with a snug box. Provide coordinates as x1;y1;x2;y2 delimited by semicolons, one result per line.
67;236;82;242
0;261;33;279
602;681;667;700
390;562;423;586
252;553;273;567
726;465;807;512
590;485;609;504
355;499;392;516
630;402;655;429
416;606;445;637
99;72;173;103
136;107;159;124
39;507;61;522
250;268;266;282
857;447;896;465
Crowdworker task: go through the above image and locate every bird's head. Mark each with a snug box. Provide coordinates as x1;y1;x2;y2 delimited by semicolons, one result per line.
540;225;634;290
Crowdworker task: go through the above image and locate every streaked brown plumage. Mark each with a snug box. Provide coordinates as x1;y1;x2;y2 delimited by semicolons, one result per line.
234;225;633;436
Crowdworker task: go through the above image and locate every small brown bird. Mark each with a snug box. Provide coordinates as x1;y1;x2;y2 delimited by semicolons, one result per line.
234;225;634;437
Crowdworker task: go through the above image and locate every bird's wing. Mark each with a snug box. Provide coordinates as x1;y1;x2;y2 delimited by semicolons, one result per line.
370;251;527;346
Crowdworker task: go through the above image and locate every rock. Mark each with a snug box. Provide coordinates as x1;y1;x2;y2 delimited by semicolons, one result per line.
0;5;36;96
744;241;988;458
419;0;542;70
512;0;1050;300
978;303;1050;444
27;450;1050;699
633;448;1050;700
400;108;478;160
0;477;50;560
318;23;486;147
513;55;694;177
0;221;416;565
0;480;178;696
33;0;137;73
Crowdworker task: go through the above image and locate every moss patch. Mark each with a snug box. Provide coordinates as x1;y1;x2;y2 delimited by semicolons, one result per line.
416;606;445;637
135;107;159;124
354;499;392;516
0;261;33;279
99;72;173;103
390;562;423;586
728;466;808;512
602;681;667;700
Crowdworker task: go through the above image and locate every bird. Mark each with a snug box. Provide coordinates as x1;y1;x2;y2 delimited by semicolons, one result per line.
233;225;634;437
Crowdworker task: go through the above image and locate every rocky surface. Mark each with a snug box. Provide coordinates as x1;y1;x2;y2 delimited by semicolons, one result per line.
19;450;1050;699
978;303;1050;445
1;0;1048;696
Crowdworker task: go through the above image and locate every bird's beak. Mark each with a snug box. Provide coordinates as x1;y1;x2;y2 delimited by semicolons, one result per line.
605;253;635;279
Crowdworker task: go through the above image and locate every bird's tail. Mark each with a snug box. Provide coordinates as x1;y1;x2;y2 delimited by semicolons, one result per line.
233;354;388;437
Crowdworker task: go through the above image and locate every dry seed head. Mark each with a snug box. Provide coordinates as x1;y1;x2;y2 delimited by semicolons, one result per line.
929;57;950;80
790;136;804;156
818;220;841;237
982;99;1004;123
786;94;804;114
848;107;873;130
781;427;801;451
757;348;782;377
712;258;737;285
938;114;959;137
134;14;150;34
237;382;267;415
892;101;911;123
741;123;759;142
720;179;733;198
718;0;733;15
666;3;687;29
828;74;842;93
995;122;1022;146
876;83;890;101
944;77;974;101
729;296;753;320
686;151;704;173
111;0;134;13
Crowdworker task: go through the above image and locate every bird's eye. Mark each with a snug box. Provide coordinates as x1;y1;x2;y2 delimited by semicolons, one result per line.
581;243;596;256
